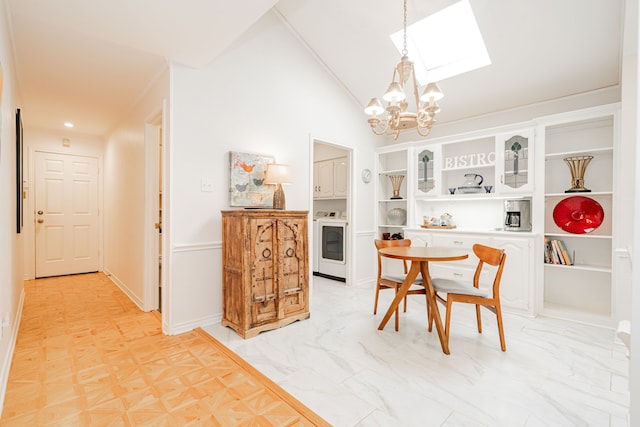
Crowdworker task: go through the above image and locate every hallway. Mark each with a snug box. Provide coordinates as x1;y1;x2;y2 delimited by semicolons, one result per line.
0;273;326;426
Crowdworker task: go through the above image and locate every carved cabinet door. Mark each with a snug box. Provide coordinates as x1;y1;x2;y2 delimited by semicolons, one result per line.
249;218;278;326
276;218;307;318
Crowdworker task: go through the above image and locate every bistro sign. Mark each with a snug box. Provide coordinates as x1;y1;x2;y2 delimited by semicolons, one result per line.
444;152;496;169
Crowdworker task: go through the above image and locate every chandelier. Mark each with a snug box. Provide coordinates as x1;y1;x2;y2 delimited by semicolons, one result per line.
364;0;443;140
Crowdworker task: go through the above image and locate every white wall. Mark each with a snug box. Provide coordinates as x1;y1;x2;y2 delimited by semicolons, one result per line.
167;10;377;333
22;128;105;280
0;0;23;413
103;68;169;310
625;0;639;423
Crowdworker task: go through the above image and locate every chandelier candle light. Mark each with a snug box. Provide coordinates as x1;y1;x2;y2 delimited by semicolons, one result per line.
364;0;444;140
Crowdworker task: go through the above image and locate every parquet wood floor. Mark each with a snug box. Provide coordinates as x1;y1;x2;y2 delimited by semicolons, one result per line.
0;273;329;426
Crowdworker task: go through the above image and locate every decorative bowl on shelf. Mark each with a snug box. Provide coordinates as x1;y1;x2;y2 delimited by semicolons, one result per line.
387;208;407;225
552;196;604;234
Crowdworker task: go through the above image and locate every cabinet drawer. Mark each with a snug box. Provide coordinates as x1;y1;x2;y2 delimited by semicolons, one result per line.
429;264;474;283
431;233;491;249
430;234;491;267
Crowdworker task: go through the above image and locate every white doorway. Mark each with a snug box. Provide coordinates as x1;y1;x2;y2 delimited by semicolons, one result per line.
312;139;353;284
34;151;99;278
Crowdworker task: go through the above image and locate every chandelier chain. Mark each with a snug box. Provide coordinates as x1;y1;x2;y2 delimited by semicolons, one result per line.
364;0;443;140
402;0;408;56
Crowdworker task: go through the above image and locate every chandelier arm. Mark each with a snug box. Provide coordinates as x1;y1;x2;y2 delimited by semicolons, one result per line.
416;125;434;137
411;64;422;110
368;118;390;136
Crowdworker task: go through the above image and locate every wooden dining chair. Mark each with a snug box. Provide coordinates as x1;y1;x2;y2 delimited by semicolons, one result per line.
374;239;427;331
428;243;507;351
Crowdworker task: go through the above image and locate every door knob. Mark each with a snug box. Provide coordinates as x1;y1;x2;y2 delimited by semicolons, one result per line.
37;210;43;215
37;219;44;223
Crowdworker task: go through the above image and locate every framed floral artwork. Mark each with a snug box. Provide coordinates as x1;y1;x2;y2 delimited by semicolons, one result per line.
229;151;275;207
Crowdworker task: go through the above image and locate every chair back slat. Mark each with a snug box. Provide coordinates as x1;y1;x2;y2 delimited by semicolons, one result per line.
375;239;412;273
472;243;506;296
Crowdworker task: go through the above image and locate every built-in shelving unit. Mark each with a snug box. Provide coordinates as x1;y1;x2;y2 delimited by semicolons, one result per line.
375;127;537;317
374;103;622;324
376;147;409;238
538;105;618;325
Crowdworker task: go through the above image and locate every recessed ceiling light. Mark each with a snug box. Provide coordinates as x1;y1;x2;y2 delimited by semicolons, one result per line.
390;0;491;84
64;122;74;128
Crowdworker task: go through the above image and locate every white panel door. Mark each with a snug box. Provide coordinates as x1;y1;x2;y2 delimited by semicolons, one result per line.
35;152;99;278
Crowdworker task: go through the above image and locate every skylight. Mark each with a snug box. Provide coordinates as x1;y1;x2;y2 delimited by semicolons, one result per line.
390;0;491;85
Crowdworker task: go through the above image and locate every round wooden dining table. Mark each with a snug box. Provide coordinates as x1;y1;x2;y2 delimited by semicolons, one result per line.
377;246;468;355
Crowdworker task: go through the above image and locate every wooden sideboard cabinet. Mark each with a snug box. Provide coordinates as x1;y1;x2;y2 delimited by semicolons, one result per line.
221;210;310;338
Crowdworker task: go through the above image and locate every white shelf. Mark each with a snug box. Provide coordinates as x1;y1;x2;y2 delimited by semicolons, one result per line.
545;191;612;198
378;224;406;228
416;194;516;202
378;199;407;203
378;168;407;175
543;263;611;273
544;232;611;240
545;146;613;159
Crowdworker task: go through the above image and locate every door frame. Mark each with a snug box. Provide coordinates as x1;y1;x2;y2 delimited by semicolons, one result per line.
143;105;167;316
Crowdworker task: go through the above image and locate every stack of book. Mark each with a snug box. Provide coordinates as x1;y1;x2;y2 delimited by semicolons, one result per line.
544;237;573;265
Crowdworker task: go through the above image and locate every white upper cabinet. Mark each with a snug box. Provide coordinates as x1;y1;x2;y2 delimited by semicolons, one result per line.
314;160;334;199
495;128;535;194
333;157;348;198
313;157;347;200
415;145;441;197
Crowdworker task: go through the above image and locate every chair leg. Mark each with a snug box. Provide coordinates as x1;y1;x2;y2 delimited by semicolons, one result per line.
424;292;430;330
373;285;380;315
403;295;408;312
394;287;399;331
495;303;506;351
444;299;453;349
475;304;482;333
427;294;434;332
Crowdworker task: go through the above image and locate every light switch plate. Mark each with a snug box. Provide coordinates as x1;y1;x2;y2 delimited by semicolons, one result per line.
201;179;214;192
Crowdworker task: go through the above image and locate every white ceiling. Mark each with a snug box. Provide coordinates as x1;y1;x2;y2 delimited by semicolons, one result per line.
5;0;623;137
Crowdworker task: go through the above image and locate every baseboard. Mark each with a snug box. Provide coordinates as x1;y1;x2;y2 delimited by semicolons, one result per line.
103;269;144;311
165;314;219;336
0;288;25;416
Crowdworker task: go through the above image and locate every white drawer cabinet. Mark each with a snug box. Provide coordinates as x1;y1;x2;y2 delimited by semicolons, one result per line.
404;229;535;316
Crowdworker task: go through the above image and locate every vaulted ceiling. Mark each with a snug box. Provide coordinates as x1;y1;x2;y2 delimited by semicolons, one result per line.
5;0;623;137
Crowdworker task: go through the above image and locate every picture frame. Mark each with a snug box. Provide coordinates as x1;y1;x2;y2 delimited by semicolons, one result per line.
229;151;275;207
16;108;23;233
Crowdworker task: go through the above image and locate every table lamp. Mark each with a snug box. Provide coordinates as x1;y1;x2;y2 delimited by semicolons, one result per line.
264;164;292;210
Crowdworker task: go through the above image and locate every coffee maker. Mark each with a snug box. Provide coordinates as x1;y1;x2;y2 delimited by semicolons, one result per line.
504;198;531;231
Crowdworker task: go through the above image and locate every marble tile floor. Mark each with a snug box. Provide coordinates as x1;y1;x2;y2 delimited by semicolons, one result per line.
203;276;630;427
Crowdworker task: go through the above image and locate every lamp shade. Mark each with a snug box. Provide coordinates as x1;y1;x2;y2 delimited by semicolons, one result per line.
364;98;384;116
382;82;406;102
420;82;444;102
264;164;292;185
